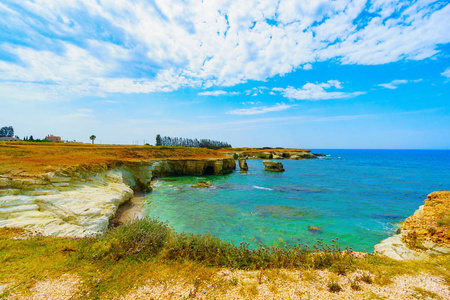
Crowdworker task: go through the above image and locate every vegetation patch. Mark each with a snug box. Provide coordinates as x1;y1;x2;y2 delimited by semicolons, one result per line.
437;213;450;227
1;218;450;298
327;280;342;293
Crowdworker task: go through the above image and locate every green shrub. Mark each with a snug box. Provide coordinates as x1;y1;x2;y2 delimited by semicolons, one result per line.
360;273;372;284
78;217;171;260
350;279;361;290
327;281;342;293
77;217;356;273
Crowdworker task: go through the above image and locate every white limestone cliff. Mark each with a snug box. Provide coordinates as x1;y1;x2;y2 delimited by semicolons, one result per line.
0;158;235;237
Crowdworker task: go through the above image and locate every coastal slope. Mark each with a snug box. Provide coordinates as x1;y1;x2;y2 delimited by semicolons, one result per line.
0;143;236;236
375;191;450;260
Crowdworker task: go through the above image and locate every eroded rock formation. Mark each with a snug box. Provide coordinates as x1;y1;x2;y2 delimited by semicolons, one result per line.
0;158;235;237
374;191;450;260
223;150;319;160
191;181;212;188
263;160;285;172
238;158;248;172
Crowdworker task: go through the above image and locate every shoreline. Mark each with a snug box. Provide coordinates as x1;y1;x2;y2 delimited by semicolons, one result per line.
111;190;147;225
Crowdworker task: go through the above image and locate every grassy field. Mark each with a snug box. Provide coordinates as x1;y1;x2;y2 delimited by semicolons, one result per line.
0;220;449;299
0;142;231;176
0;142;311;177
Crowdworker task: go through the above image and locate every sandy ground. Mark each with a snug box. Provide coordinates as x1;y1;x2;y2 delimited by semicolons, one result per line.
3;269;449;299
111;191;147;224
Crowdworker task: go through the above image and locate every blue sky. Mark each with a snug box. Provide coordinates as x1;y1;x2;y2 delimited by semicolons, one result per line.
0;0;449;148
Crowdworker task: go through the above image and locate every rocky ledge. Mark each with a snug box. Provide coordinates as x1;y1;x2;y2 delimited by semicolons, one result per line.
374;191;450;260
224;149;319;160
0;158;235;237
263;160;285;172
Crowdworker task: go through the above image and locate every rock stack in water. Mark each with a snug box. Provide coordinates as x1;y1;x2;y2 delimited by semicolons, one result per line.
238;157;248;172
190;181;212;188
263;160;285;172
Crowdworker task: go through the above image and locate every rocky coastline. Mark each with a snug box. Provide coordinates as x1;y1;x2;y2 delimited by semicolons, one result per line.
0;148;321;238
0;158;235;237
374;191;450;260
223;149;319;160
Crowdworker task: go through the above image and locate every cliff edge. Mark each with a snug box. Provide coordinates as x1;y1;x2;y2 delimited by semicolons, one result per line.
0;158;235;237
374;191;450;260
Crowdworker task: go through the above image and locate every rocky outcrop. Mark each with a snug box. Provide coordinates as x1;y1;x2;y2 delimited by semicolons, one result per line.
238;158;248;172
263;161;285;172
0;168;133;237
0;157;235;237
191;181;212;188
308;226;323;233
223;150;320;160
374;191;450;260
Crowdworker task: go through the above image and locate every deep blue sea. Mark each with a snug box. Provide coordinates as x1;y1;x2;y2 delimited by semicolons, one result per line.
144;150;450;252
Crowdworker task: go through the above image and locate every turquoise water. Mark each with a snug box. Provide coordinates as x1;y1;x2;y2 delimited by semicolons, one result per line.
144;150;450;252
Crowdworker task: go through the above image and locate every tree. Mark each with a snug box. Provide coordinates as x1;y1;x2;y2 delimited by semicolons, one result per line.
29;135;34;141
90;135;96;144
0;126;14;137
156;134;162;146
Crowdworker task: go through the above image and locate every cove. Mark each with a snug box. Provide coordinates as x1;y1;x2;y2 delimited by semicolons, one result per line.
144;150;450;252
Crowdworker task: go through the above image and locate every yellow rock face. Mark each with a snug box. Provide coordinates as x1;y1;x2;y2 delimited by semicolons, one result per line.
401;191;450;253
374;191;450;259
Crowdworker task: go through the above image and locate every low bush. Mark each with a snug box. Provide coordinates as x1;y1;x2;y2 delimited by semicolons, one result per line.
327;280;342;293
78;218;171;260
77;217;356;272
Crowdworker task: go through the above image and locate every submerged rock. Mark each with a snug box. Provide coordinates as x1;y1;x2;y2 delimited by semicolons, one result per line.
190;181;212;188
308;226;323;233
263;160;285;172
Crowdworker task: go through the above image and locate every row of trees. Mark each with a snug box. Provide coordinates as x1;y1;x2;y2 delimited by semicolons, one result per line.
155;134;231;148
0;126;14;137
23;136;35;141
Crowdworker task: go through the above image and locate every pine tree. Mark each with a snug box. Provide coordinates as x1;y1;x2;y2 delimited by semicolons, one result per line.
156;134;162;146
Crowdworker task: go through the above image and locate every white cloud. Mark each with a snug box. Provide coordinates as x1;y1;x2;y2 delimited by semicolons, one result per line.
442;67;450;78
274;80;365;100
378;79;408;89
77;108;93;113
378;79;423;89
0;0;448;99
227;103;293;115
198;90;240;96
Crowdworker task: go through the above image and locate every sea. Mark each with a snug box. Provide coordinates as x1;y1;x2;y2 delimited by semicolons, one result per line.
143;150;450;252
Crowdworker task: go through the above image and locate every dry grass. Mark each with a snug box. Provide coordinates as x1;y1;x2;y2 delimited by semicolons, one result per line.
0;142;229;177
1;221;450;299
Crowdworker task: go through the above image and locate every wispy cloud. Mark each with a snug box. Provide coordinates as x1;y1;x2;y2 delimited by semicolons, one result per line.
227;103;293;115
442;67;450;78
378;79;422;89
274;80;365;100
57;108;94;120
198;90;240;96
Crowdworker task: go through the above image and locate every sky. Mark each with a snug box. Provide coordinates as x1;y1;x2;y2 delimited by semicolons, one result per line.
0;0;449;149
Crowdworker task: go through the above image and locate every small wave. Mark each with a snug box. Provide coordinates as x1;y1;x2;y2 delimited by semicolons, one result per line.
253;185;273;191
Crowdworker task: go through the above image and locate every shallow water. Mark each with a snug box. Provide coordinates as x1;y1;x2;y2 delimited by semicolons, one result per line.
144;150;450;252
